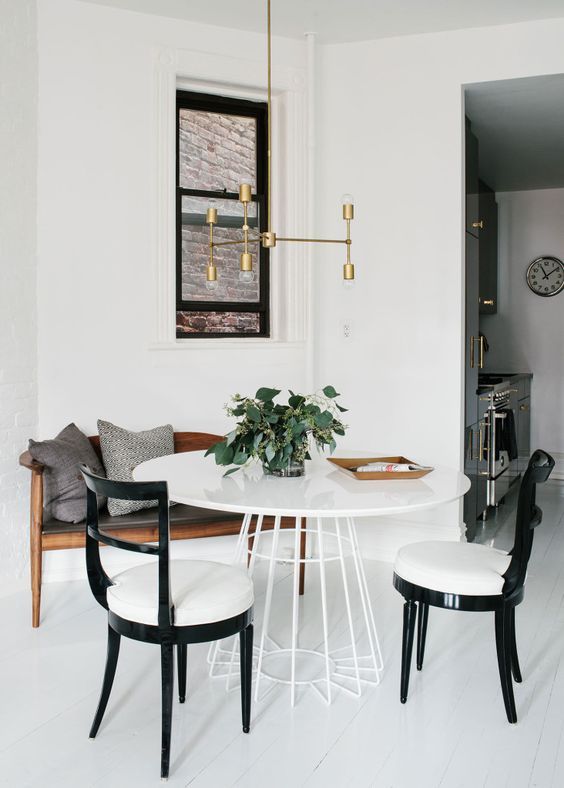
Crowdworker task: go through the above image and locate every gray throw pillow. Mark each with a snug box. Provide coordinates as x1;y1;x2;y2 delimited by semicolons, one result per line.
97;419;174;516
28;423;106;524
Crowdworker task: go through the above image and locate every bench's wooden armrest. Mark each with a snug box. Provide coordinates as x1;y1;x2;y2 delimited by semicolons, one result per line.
19;450;45;474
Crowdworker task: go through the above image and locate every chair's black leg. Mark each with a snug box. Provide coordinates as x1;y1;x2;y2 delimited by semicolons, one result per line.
89;623;121;739
416;602;429;671
177;644;187;703
240;624;253;733
400;600;417;703
495;608;517;723
509;606;522;683
160;643;174;780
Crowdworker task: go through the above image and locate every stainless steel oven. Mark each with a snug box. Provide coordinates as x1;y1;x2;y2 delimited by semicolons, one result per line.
481;386;518;508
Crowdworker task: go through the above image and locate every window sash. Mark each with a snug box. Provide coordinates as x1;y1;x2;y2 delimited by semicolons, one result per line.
175;90;269;338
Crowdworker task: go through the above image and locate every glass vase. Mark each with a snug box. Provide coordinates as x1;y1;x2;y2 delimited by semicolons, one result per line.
263;459;305;478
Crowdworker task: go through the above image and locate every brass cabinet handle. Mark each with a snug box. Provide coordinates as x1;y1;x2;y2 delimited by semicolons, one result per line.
470;335;475;368
483;298;495;306
472;220;484;229
478;423;484;462
479;335;484;369
520;403;530;412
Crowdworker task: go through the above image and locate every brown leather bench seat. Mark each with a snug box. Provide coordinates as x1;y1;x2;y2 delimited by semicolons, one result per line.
43;503;241;536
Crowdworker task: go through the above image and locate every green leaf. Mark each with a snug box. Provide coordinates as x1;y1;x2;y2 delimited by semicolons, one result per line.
223;466;240;477
253;432;264;449
246;403;261;423
256;387;281;402
233;449;248;465
204;442;220;458
322;385;340;399
265;443;276;462
292;421;306;436
334;425;346;436
329;439;337;453
314;411;333;428
225;429;238;446
288;394;305;409
336;403;348;412
214;442;234;466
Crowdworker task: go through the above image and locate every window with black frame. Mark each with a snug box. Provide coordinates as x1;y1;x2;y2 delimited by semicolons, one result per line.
176;91;269;337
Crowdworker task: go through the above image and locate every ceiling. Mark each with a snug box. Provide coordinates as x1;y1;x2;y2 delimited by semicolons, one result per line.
85;0;564;43
466;74;564;192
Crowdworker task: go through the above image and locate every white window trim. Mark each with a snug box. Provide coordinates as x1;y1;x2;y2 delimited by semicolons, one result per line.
151;46;310;350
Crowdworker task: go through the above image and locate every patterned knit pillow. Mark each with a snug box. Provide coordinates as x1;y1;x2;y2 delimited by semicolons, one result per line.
97;420;174;516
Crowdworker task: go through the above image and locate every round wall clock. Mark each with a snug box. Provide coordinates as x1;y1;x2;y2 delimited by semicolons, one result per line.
526;256;564;297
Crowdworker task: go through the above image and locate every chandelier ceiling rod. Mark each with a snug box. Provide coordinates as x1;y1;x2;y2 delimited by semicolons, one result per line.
204;0;356;291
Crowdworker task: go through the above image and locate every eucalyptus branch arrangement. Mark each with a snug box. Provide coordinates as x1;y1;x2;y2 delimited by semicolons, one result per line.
206;386;348;476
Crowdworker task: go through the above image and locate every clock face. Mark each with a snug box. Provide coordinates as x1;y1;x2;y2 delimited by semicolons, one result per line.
526;256;564;297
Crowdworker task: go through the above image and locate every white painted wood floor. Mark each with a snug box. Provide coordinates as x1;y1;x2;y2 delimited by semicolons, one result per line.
2;481;564;788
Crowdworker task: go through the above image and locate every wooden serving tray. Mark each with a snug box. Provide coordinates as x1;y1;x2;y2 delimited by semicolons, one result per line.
327;456;433;480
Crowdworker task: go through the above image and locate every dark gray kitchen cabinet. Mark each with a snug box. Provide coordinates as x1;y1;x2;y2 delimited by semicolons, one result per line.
465;232;480;428
465;122;480;238
479;180;498;314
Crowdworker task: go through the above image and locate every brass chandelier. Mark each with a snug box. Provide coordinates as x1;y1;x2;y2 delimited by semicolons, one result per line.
204;0;355;290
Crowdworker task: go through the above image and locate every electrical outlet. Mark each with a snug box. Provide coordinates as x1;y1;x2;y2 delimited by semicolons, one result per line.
343;322;352;339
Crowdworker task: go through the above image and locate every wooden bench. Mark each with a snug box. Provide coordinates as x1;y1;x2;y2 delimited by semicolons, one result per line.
20;431;303;627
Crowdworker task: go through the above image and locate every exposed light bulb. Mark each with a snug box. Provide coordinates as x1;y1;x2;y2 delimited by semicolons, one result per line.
341;193;354;205
342;277;355;290
205;279;219;291
239;269;255;283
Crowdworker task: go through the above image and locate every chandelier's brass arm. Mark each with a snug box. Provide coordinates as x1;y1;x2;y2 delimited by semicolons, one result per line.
275;237;351;245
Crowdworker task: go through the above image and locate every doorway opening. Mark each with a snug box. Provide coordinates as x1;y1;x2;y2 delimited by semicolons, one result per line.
463;73;564;541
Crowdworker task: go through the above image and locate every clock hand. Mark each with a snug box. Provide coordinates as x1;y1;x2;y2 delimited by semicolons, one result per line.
547;267;560;277
541;265;549;279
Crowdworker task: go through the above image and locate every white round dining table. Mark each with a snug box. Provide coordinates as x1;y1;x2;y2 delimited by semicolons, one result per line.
134;452;470;705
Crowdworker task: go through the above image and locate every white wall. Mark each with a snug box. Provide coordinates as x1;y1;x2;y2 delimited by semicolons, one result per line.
481;188;564;460
313;17;564;535
0;0;38;591
37;0;308;442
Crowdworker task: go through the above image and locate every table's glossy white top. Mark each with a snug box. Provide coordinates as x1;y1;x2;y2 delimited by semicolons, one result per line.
133;451;470;519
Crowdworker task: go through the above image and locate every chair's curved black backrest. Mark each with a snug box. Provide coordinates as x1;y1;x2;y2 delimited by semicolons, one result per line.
503;450;555;599
79;466;173;629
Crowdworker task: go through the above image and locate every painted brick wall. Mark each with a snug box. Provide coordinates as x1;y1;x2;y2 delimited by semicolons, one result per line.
0;0;38;587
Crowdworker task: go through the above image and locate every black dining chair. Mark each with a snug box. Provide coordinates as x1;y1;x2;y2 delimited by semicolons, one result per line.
79;466;254;780
393;449;554;723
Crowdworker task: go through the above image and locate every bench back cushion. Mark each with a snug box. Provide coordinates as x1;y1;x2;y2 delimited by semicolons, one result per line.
29;423;106;523
97;420;175;516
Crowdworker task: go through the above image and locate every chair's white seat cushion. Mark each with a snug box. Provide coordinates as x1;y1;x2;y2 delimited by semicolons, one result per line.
107;560;254;626
394;541;511;596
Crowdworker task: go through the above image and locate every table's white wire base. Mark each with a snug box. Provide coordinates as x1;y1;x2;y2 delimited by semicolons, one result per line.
207;513;383;705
